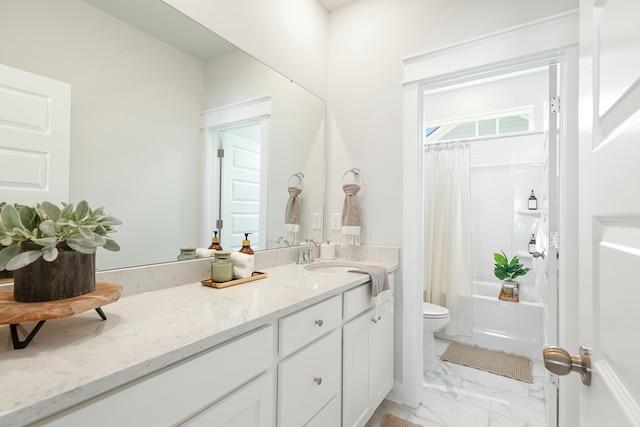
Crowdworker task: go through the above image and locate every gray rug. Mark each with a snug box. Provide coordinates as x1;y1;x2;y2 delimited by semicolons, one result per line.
380;414;422;427
440;341;533;383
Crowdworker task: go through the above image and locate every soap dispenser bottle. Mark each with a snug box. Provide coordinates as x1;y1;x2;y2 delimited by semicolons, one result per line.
528;190;538;210
208;231;223;251
239;233;254;255
528;234;537;254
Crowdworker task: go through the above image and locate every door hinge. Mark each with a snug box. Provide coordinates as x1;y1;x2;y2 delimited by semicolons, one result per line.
216;219;223;229
217;148;224;158
550;96;560;113
550;373;560;388
550;232;559;249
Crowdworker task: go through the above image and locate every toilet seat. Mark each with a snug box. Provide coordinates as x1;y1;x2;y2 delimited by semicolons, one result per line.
423;302;449;319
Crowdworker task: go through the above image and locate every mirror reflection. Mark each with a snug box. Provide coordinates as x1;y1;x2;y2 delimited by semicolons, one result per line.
0;0;325;270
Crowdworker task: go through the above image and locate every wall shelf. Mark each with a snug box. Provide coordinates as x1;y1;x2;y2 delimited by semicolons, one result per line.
517;250;533;260
516;208;547;217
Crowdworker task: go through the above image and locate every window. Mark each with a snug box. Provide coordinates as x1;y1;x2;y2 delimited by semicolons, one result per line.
425;107;534;143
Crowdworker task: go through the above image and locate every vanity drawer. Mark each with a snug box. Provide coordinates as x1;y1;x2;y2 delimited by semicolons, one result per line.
343;274;394;321
279;295;341;357
343;282;372;321
277;329;341;427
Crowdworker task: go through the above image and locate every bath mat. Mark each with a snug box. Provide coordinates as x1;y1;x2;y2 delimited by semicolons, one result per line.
440;342;533;383
380;413;423;427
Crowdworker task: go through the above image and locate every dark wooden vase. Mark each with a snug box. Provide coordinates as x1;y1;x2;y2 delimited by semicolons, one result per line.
0;245;13;280
13;243;96;302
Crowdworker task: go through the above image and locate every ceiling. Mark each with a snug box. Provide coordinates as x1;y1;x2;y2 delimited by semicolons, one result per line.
318;0;358;12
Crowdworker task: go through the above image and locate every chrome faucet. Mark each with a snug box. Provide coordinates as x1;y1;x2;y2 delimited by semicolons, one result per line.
297;239;320;264
277;236;290;247
296;248;308;264
307;239;320;263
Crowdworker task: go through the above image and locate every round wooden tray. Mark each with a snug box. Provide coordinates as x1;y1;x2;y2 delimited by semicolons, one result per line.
0;282;122;325
0;282;122;349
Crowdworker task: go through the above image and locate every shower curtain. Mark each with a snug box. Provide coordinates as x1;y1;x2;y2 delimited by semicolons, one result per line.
424;141;473;336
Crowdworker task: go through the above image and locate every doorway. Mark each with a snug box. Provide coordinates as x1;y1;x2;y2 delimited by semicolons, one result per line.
201;97;271;252
420;63;560;426
399;11;578;422
214;122;264;251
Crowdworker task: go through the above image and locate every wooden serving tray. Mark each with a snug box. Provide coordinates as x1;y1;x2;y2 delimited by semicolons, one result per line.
0;282;123;349
201;271;267;289
0;282;123;325
498;283;519;303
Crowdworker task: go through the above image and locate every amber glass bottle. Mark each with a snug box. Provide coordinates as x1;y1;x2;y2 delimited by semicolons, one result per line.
208;231;223;251
239;233;254;255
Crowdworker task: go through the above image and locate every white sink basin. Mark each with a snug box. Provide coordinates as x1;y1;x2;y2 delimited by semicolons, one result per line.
303;261;362;274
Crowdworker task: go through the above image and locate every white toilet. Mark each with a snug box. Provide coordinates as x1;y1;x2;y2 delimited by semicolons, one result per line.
423;302;450;371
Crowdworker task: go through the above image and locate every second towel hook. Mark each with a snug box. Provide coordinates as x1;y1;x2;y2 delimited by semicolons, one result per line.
342;168;361;186
288;172;304;189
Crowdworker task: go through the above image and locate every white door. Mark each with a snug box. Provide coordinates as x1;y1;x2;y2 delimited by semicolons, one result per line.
220;123;263;251
342;309;372;427
576;0;640;424
0;63;70;204
369;307;394;407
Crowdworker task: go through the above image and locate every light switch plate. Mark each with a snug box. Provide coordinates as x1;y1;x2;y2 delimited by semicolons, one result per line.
312;213;322;230
331;213;341;231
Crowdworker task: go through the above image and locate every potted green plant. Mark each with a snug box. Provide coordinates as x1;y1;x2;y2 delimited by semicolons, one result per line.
493;251;530;297
0;201;121;302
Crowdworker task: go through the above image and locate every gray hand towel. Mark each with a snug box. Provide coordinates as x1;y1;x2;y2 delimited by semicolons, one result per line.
284;186;301;243
348;265;393;316
341;183;361;246
348;265;390;299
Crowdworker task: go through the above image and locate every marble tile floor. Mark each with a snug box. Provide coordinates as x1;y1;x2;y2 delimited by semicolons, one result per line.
366;338;548;427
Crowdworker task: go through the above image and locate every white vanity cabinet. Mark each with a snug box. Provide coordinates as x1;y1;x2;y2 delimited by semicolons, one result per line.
41;326;274;427
13;266;398;427
277;295;342;427
342;276;395;427
179;372;274;427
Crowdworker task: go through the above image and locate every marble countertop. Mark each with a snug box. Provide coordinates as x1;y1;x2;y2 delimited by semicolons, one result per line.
0;257;398;427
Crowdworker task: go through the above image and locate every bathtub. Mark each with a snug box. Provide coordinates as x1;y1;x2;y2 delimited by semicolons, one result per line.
436;280;545;360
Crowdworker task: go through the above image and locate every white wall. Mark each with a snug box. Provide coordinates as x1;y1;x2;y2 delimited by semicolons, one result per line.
163;0;329;99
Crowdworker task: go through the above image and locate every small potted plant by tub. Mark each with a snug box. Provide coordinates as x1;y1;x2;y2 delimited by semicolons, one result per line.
0;201;121;302
493;251;530;301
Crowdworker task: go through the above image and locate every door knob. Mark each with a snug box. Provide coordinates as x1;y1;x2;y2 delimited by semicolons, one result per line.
543;346;591;385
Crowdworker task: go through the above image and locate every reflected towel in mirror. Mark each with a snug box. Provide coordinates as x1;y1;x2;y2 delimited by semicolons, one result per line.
284;186;301;244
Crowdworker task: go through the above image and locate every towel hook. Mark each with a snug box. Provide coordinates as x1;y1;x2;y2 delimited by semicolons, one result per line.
288;172;304;189
342;168;361;186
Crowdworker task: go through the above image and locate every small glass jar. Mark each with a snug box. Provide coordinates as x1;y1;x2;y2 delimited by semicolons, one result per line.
177;246;197;261
211;251;233;282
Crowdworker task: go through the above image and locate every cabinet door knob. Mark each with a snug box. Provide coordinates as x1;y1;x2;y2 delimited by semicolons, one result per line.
314;376;323;385
315;319;324;327
371;318;378;323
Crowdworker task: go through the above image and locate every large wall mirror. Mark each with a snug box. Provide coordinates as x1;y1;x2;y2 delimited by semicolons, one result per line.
0;0;325;270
